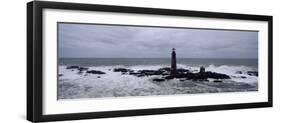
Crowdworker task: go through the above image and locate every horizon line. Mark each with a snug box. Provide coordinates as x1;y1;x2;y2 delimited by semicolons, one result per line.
59;57;258;59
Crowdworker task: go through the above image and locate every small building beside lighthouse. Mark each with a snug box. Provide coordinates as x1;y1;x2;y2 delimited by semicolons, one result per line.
171;48;177;75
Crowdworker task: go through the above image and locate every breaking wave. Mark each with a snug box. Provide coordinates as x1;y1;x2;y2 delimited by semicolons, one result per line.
58;64;258;99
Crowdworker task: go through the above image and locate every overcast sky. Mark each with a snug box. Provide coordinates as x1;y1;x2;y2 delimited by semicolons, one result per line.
58;23;258;58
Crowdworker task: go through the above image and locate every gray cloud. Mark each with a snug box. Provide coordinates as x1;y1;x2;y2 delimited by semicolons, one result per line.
58;23;258;58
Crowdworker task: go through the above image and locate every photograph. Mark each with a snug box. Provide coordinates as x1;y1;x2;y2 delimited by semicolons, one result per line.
58;22;259;100
26;1;273;122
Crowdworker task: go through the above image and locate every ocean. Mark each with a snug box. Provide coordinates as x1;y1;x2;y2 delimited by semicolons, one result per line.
58;58;258;99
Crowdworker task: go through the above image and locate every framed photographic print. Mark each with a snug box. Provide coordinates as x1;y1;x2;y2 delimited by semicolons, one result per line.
27;1;273;122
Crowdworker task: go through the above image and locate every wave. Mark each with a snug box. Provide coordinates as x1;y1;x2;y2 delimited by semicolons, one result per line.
58;64;258;99
59;64;258;83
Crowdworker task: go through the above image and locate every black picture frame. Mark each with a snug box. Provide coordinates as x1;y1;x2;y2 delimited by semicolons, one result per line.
27;1;273;122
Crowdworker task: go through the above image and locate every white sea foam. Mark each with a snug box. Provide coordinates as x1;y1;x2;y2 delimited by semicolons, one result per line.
58;64;258;99
205;65;258;83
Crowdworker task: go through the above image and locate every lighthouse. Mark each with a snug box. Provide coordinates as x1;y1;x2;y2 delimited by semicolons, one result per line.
171;48;177;75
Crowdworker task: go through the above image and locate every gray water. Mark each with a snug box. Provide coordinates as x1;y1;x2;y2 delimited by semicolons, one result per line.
58;58;258;99
59;58;258;68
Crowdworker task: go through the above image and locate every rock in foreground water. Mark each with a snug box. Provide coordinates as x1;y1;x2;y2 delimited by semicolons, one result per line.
247;71;258;76
86;70;106;74
66;65;80;69
114;67;231;82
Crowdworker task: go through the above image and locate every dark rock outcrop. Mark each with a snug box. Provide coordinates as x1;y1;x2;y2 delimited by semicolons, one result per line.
129;72;141;75
138;70;163;76
86;70;106;74
177;68;190;73
241;76;247;79
152;78;165;82
166;71;230;80
119;67;231;82
247;71;258;76
213;80;222;83
66;66;79;69
198;71;231;79
64;65;231;83
179;79;186;82
113;68;131;73
78;67;89;72
66;66;89;73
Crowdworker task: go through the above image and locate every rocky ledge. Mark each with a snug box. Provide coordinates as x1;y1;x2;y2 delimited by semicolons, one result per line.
113;67;231;82
63;65;258;83
65;65;106;75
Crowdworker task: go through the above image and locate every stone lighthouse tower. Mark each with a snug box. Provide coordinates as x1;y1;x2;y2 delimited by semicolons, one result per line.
171;48;177;75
